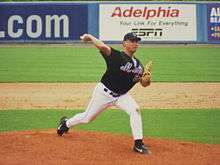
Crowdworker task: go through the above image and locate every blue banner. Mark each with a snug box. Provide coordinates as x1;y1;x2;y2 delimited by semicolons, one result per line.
0;3;88;42
207;4;220;42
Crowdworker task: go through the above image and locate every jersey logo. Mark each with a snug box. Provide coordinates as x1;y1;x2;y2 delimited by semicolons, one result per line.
120;62;133;72
120;62;143;75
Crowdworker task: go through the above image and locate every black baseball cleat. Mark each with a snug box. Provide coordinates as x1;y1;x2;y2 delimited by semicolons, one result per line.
133;142;151;155
57;116;69;136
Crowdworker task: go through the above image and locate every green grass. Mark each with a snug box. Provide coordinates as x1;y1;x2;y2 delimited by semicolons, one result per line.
0;45;220;82
0;109;219;144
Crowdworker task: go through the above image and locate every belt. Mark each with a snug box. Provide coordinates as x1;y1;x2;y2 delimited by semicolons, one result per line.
104;88;121;98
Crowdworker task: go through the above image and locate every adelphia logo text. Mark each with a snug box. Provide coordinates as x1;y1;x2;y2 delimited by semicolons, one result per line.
111;6;180;20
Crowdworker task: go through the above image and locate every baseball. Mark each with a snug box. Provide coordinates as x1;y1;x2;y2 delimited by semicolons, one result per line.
80;34;91;42
80;35;85;40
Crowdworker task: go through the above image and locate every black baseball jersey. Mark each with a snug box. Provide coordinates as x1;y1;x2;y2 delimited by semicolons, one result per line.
100;47;144;95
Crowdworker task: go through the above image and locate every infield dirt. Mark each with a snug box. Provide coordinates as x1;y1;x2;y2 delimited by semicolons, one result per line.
0;82;219;109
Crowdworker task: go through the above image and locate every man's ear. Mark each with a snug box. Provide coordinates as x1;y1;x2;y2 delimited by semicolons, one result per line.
123;41;127;47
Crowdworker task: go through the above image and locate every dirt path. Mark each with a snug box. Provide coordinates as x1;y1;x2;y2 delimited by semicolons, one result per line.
0;130;219;165
0;82;219;110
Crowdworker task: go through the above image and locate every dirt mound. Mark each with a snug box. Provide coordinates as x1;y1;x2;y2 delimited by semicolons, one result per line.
0;130;219;165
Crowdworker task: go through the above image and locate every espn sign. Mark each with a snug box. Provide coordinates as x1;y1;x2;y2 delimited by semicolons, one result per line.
99;4;196;41
132;28;163;38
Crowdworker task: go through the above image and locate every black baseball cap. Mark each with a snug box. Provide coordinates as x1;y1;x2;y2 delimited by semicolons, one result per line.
123;32;141;42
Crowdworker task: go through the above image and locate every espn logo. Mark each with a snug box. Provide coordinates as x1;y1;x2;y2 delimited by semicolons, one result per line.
132;28;163;37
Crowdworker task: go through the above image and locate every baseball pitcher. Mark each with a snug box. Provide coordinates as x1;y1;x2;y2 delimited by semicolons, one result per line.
57;32;152;154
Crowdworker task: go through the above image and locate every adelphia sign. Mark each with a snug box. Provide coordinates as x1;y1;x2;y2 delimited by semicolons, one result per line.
111;6;180;20
99;4;196;41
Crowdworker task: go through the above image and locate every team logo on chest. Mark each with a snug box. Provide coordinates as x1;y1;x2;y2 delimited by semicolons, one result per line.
120;62;143;75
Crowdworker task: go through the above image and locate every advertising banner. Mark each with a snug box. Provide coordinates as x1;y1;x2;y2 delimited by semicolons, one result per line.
0;3;88;42
99;4;197;41
207;4;220;42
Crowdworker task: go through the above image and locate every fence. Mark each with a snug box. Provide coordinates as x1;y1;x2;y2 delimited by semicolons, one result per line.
0;1;219;43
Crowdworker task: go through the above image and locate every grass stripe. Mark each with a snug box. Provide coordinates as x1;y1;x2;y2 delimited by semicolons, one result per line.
0;46;220;82
0;109;219;144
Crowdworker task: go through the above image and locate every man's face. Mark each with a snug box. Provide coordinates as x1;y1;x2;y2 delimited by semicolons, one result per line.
123;40;139;54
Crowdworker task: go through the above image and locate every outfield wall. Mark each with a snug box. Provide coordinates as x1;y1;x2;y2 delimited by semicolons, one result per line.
0;2;219;44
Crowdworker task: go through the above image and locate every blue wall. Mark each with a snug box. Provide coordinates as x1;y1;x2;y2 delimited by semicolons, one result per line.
197;4;208;44
0;2;219;44
0;2;88;42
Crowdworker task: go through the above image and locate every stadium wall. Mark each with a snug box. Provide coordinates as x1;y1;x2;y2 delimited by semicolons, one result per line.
0;2;219;44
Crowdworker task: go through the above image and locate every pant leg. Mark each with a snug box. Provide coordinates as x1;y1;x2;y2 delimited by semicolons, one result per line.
66;83;115;128
115;93;143;140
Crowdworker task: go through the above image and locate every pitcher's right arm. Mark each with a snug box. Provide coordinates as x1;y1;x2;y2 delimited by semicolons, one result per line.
80;34;111;56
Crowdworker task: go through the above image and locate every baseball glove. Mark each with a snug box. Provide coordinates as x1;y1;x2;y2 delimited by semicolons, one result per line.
140;61;153;87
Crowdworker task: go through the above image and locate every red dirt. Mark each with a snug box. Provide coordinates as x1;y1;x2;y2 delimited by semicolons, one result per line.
0;130;219;165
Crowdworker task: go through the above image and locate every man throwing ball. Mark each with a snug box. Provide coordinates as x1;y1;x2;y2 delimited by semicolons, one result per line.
57;32;152;154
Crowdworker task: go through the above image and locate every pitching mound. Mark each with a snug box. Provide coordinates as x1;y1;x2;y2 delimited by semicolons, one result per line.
0;130;219;165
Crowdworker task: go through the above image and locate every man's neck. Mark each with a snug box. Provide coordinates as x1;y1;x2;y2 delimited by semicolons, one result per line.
123;49;134;57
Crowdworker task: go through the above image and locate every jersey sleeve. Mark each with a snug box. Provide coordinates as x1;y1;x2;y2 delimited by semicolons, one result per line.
100;47;120;62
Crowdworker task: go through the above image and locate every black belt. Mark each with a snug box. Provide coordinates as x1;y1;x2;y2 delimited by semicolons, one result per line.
104;88;121;98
